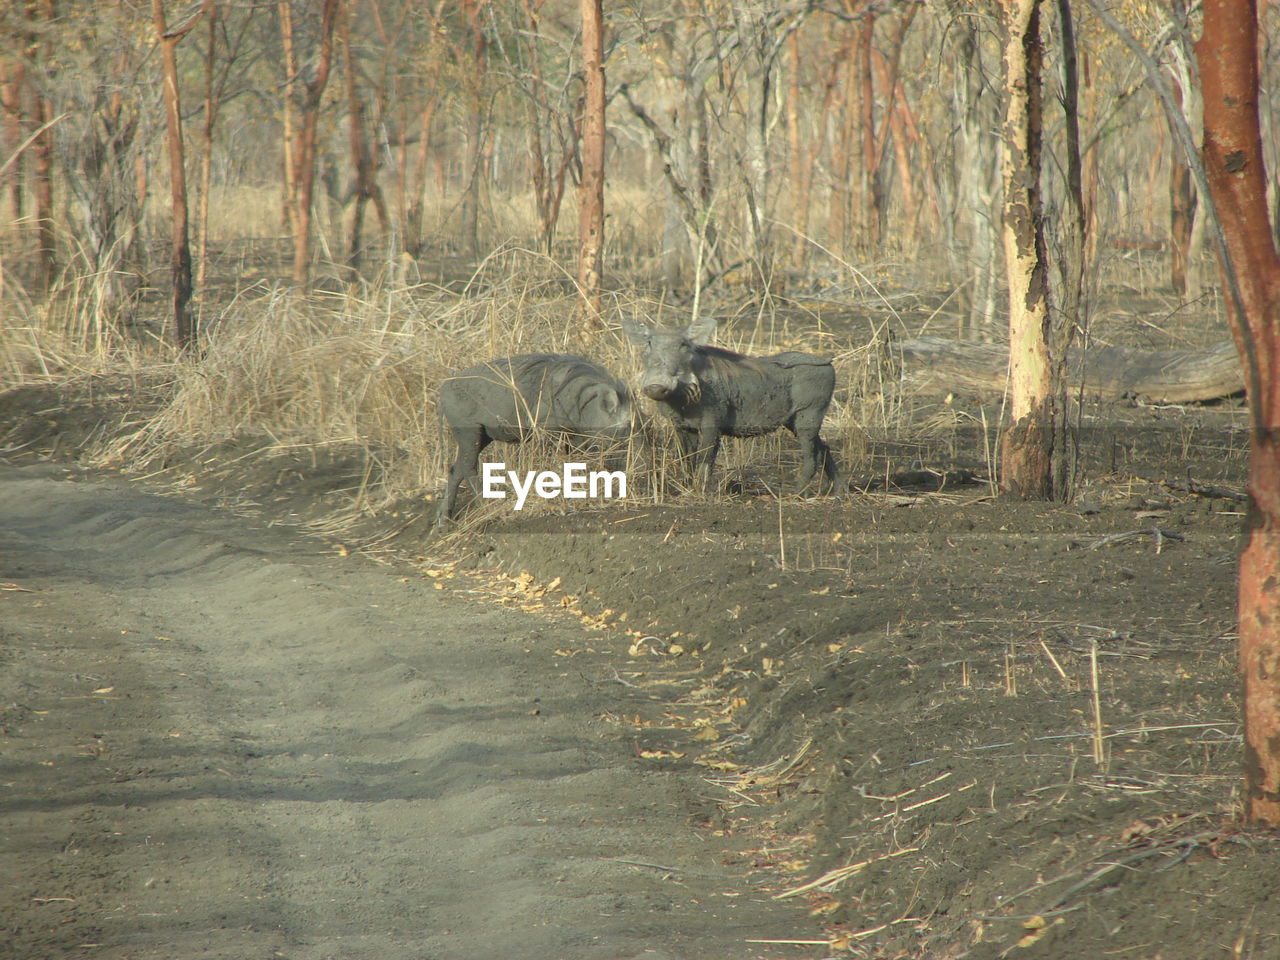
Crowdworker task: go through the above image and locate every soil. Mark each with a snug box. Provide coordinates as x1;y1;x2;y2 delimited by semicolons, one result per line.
4;333;1280;959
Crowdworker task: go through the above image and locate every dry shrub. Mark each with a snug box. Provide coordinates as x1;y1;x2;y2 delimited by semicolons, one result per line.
94;250;660;516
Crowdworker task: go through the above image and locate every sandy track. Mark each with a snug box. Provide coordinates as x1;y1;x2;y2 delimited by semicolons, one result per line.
0;464;811;960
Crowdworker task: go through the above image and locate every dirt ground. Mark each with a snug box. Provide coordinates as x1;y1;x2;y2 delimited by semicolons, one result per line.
4;313;1280;958
0;456;818;960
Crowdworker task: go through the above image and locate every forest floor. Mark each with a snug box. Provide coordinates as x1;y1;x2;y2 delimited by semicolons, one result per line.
3;268;1278;959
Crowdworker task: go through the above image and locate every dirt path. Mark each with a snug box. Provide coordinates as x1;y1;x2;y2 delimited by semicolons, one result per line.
0;462;813;960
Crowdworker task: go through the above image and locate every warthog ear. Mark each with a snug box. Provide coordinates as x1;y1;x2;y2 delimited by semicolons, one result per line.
686;316;717;345
622;319;652;346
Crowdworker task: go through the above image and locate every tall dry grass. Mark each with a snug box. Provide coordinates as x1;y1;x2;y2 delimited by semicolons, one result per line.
3;188;937;532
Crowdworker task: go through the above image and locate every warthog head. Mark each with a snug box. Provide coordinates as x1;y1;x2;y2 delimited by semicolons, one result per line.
624;317;717;404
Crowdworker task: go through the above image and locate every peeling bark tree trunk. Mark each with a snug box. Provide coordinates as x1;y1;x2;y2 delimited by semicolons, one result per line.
998;0;1056;500
1196;0;1280;828
577;0;605;324
152;0;202;351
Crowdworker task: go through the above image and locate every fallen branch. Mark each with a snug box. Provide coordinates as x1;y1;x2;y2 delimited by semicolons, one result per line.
895;336;1242;403
1163;476;1248;503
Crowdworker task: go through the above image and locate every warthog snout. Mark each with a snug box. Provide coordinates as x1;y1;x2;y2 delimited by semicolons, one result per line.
642;383;671;401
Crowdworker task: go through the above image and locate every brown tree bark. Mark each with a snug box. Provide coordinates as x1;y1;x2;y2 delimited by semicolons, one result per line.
0;56;24;225
577;0;605;323
1196;0;1280;828
1169;77;1196;296
998;0;1056;500
196;0;219;293
152;0;205;351
522;0;574;256
278;0;340;287
339;0;386;270
459;0;488;259
26;0;55;293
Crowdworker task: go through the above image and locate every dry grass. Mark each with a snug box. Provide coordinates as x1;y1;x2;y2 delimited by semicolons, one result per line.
3;222;950;534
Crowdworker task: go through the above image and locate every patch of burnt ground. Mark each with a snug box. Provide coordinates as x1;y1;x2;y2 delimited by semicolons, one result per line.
3;378;1279;959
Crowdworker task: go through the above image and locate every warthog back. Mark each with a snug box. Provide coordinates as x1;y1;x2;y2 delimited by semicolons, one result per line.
437;353;632;520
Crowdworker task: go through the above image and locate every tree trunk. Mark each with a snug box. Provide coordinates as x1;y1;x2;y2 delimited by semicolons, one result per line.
1196;0;1280;829
459;0;487;259
339;0;382;270
195;0;219;293
0;57;24;226
998;0;1055;500
405;94;438;257
953;14;1001;337
577;0;605;323
153;0;203;351
1052;0;1085;497
857;12;879;249
28;0;56;293
278;0;339;287
1169;76;1196;296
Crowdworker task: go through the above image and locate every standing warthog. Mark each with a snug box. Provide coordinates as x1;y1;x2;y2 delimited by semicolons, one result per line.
436;353;632;521
624;317;838;494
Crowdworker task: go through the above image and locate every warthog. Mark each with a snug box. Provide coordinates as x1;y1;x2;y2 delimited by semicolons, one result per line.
436;353;632;521
624;317;838;494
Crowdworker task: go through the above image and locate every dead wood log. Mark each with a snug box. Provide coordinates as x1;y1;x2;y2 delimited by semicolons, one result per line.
894;336;1242;403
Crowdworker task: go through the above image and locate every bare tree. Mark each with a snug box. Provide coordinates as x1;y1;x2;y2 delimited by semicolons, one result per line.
25;0;56;293
577;0;605;322
517;0;577;256
998;0;1056;500
459;0;489;259
1195;0;1280;829
278;0;340;286
338;0;388;270
152;0;205;351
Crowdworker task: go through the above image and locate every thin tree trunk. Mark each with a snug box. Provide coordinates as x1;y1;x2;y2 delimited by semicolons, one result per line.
1196;0;1280;829
998;0;1055;500
339;0;380;270
831;27;858;248
153;0;200;350
0;57;24;225
406;94;438;256
196;0;219;293
787;30;810;268
28;0;55;293
278;0;339;286
459;0;487;259
278;1;301;241
577;0;605;323
1169;76;1196;296
857;12;880;248
1052;0;1085;497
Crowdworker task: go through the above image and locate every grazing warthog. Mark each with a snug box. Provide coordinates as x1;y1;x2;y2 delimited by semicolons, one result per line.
436;353;632;521
624;317;838;494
